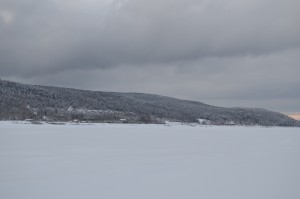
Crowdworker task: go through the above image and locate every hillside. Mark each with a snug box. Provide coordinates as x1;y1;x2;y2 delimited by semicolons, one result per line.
0;79;299;126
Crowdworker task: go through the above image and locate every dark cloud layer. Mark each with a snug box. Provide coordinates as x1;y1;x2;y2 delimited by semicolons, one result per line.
1;0;300;112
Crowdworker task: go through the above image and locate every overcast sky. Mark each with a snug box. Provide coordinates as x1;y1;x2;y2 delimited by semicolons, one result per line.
1;0;300;113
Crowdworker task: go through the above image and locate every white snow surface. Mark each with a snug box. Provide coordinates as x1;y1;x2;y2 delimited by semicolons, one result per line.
0;122;300;199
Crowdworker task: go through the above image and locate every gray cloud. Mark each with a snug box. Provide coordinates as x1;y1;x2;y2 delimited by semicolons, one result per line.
1;0;300;112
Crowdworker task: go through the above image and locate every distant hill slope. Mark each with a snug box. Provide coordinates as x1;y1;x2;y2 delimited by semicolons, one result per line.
288;114;300;121
0;79;299;126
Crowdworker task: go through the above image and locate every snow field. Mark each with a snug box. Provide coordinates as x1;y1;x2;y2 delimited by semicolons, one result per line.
0;123;300;199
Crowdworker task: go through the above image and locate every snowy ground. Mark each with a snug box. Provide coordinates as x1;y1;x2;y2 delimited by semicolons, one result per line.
0;122;300;199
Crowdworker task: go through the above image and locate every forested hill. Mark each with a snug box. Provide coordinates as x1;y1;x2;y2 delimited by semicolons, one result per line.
0;79;299;126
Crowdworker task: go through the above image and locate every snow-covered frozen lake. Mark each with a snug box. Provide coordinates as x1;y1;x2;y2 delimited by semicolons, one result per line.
0;122;300;199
